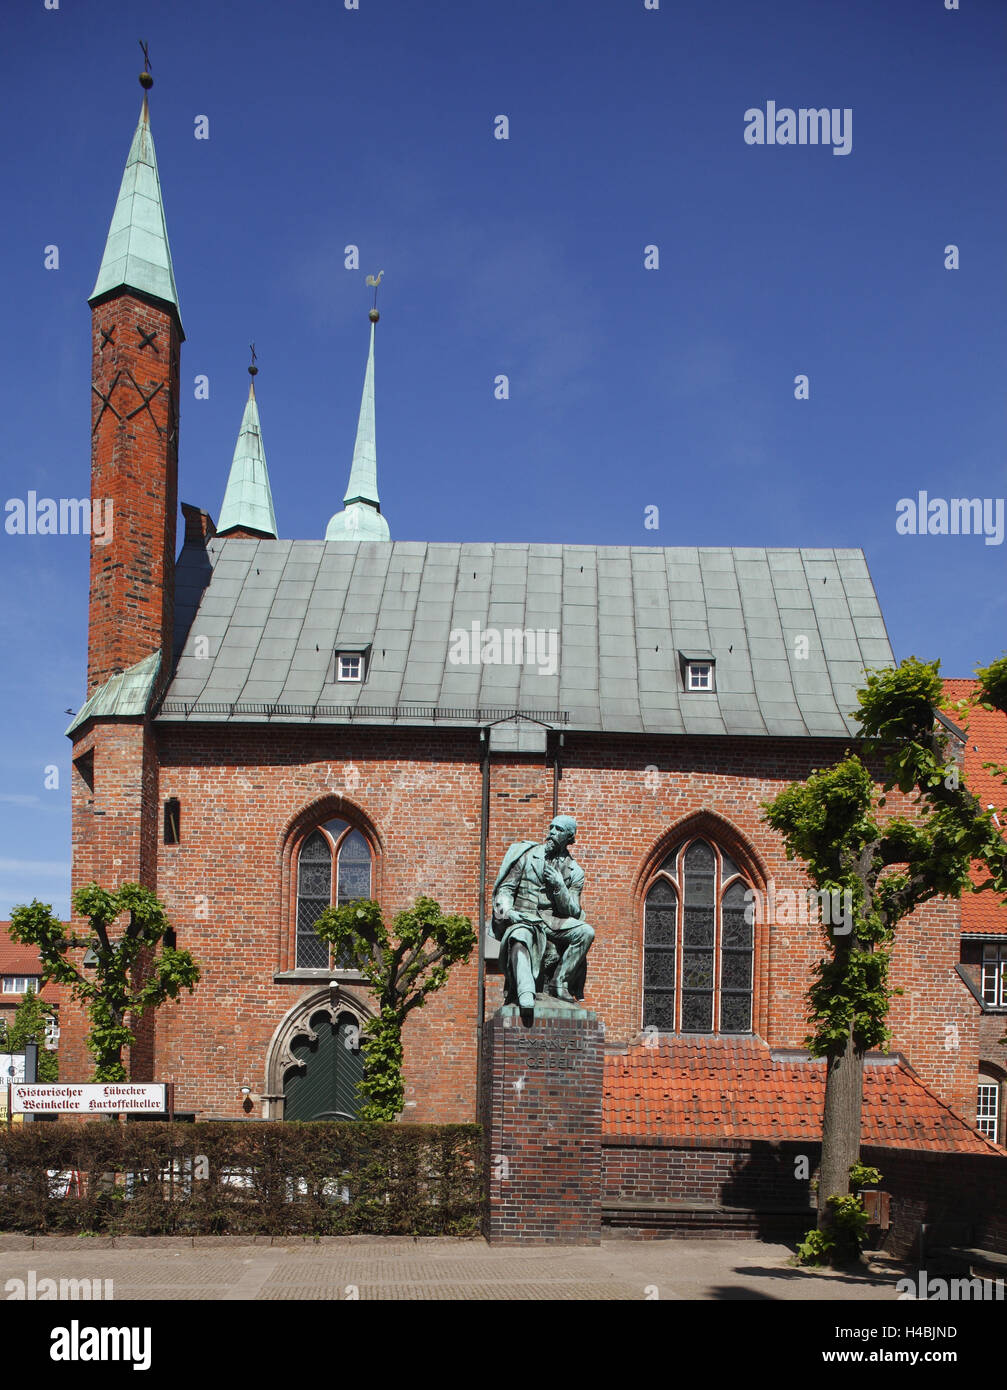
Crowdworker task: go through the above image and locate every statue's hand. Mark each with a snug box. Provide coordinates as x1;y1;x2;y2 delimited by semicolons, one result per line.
542;861;564;888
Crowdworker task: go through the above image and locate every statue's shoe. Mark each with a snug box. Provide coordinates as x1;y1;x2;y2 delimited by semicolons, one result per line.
552;983;577;1003
518;991;535;1010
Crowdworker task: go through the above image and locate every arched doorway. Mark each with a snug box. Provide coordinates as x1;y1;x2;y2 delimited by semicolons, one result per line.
263;989;370;1121
284;1009;364;1121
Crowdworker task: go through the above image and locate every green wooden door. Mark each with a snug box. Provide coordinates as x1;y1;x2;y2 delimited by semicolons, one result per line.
283;1012;363;1121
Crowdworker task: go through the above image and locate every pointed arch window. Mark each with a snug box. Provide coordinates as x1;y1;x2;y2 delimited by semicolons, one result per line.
295;818;373;970
643;837;753;1034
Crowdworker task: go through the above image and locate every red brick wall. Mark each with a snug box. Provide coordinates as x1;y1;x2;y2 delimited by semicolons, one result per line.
88;293;180;695
483;1007;604;1244
602;1138;1007;1256
862;1144;1007;1259
604;1135;815;1208
63;718;160;1084
57;723;977;1125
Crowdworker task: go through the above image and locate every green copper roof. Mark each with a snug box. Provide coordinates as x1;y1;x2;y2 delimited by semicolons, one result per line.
217;382;278;538
89;95;182;328
326;319;390;542
66;651;161;737
325;501;391;542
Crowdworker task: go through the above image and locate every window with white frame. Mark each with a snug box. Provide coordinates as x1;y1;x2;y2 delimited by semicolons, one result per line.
687;662;713;691
2;977;40;995
977;1080;1000;1141
337;653;363;682
982;944;1007;1007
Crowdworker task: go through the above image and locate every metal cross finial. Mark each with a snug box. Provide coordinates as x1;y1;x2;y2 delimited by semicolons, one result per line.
138;40;153;91
248;342;258;378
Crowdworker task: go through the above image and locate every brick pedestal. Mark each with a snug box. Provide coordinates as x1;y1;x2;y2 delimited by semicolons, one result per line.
481;1001;605;1244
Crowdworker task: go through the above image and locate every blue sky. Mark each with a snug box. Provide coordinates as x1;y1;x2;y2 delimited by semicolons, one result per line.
1;0;1004;918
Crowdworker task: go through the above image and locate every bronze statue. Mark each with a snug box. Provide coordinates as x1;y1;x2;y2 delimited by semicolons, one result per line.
491;815;595;1021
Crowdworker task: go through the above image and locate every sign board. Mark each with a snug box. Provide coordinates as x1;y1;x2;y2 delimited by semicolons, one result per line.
0;1054;26;1084
10;1083;167;1114
0;1056;27;1121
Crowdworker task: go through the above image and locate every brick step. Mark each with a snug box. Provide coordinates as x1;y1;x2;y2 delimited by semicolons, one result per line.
602;1200;815;1238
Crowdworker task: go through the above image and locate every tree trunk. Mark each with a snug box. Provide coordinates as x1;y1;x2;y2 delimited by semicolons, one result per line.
818;1025;864;1224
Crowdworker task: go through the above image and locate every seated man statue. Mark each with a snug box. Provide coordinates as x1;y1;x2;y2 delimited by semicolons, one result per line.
491;814;595;1020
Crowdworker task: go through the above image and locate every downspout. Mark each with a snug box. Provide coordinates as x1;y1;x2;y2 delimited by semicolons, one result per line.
475;726;491;1115
553;730;564;816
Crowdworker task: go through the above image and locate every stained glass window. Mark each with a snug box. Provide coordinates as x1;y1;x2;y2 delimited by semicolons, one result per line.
643;878;677;1032
642;837;754;1035
296;831;332;968
720;879;752;1033
682;841;716;1032
295;820;372;970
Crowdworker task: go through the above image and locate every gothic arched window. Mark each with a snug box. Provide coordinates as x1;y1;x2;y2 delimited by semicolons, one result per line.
295;818;373;969
642;837;754;1034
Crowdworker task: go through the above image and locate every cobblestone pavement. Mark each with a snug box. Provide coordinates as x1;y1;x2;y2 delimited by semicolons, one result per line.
0;1236;914;1300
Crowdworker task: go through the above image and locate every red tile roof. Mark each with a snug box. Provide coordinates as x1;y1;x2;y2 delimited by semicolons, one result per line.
603;1036;1003;1155
0;928;44;977
941;680;1007;936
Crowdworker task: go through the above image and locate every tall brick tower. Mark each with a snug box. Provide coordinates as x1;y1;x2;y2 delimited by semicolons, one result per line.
63;67;183;1083
86;67;183;694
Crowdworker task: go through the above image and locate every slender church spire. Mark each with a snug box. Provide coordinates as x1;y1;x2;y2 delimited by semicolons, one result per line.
217;347;278;539
325;278;391;542
89;53;182;332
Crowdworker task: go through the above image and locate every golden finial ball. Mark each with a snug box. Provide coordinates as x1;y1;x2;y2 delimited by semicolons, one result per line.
139;71;153;90
369;309;380;323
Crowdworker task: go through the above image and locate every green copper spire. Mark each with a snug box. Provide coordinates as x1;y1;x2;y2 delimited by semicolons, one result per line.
217;357;278;538
89;73;182;330
326;305;390;543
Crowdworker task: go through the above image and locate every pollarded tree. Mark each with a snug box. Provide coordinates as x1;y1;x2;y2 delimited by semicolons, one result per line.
312;896;476;1121
763;656;1007;1258
8;882;200;1083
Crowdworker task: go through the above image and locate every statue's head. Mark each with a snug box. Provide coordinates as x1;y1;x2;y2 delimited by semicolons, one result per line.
546;815;577;851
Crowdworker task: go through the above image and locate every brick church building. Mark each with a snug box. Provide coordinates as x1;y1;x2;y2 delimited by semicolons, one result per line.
59;73;1002;1173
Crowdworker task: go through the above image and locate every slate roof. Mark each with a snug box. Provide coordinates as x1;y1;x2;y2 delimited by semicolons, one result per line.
158;540;894;736
942;678;1007;935
604;1037;1004;1155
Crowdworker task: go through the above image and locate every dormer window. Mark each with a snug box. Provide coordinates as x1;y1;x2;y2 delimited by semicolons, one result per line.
679;650;716;693
687;662;713;691
330;643;371;685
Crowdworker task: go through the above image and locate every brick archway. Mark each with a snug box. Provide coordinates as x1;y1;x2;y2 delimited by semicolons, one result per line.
260;985;373;1120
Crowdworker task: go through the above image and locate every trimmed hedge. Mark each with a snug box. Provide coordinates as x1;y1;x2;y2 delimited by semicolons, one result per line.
0;1122;482;1236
